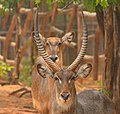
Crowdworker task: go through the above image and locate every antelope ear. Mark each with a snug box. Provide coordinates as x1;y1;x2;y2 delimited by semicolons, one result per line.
75;64;92;79
61;31;75;43
37;63;53;78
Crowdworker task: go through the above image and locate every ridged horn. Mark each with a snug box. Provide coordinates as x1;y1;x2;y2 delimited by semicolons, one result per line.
67;11;88;71
32;31;60;72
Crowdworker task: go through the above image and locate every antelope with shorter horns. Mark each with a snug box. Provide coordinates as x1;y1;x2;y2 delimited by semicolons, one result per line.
32;11;114;114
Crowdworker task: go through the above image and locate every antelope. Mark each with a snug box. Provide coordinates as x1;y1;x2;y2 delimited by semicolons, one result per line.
32;11;114;114
34;32;76;67
36;60;114;114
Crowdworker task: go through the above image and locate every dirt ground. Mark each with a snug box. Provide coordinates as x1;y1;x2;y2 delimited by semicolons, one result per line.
0;83;39;114
0;75;101;114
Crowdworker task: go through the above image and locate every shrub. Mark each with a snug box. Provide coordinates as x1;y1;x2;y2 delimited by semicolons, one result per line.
20;58;32;87
0;61;14;80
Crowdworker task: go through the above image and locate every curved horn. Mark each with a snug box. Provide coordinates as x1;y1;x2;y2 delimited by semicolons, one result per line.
67;11;88;71
32;31;60;72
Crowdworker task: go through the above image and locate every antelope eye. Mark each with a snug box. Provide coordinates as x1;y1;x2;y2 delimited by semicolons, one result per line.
54;76;59;80
46;42;49;45
71;76;76;80
54;76;62;84
58;42;62;46
68;76;75;83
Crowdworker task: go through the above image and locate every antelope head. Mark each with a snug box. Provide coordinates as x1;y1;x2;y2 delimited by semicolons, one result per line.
32;31;75;64
37;62;92;108
54;64;92;106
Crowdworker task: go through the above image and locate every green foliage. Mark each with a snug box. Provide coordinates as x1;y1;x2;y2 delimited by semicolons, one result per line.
0;0;31;14
35;0;56;5
102;89;112;95
0;61;14;79
83;0;96;11
83;0;109;11
34;0;119;11
97;0;109;8
34;0;81;8
83;0;120;11
20;58;32;87
0;0;119;14
97;80;103;88
0;0;19;14
78;83;86;88
35;0;41;5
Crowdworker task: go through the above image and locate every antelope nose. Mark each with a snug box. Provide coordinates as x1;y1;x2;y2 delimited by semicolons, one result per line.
50;55;58;62
60;92;70;101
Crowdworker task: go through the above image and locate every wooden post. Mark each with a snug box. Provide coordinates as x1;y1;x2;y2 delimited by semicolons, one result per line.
66;5;77;32
93;26;100;80
47;4;58;37
2;11;9;29
41;15;49;36
64;5;77;66
20;38;31;58
22;12;32;37
3;15;16;62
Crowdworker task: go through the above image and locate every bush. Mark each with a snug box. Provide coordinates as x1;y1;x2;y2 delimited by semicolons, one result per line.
20;58;32;87
0;61;14;80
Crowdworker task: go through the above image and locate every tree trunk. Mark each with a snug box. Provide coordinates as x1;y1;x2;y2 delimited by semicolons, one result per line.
12;2;22;84
103;6;114;98
112;7;120;114
103;6;120;114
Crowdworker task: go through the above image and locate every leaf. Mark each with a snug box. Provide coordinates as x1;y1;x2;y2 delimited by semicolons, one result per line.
35;0;41;5
0;61;13;77
100;0;109;8
83;0;96;12
103;89;112;95
96;0;100;6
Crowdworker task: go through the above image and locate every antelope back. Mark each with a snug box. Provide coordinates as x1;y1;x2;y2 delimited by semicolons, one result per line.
77;90;115;114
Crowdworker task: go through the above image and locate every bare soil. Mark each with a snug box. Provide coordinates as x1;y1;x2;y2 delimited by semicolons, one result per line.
0;83;39;114
0;75;101;114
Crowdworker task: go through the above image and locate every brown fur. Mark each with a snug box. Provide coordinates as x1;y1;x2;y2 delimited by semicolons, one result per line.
32;57;54;113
